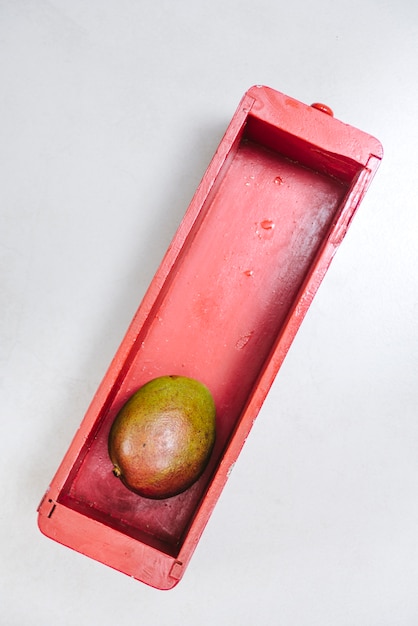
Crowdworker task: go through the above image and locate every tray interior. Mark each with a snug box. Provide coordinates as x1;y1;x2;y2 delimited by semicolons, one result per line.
58;117;356;557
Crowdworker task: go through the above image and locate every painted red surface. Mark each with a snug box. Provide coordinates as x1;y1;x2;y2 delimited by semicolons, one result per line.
38;85;383;589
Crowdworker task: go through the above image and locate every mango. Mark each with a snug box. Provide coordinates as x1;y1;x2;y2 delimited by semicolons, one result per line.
108;375;216;499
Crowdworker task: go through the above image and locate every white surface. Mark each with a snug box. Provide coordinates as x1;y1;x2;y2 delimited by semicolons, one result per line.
1;1;417;624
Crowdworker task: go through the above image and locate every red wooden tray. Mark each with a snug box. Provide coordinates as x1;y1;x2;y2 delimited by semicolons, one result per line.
38;85;383;589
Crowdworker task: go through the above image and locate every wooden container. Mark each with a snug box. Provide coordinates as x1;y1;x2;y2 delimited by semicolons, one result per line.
38;85;383;589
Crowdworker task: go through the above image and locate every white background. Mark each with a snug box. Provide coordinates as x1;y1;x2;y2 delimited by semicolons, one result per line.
1;1;417;624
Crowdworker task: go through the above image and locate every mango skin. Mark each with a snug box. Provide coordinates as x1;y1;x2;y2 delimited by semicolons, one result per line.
108;375;216;499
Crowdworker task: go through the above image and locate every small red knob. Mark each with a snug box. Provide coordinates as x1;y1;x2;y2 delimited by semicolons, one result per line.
311;103;334;116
